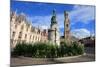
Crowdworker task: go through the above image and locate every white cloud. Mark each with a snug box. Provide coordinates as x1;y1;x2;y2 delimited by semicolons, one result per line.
26;15;51;29
69;5;95;25
26;14;64;29
57;5;95;28
53;5;95;29
40;25;48;29
57;14;64;28
25;5;95;37
71;28;91;39
26;5;95;29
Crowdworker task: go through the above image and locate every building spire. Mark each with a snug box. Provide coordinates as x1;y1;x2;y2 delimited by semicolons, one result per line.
53;9;56;17
64;10;68;18
64;10;71;43
51;9;57;24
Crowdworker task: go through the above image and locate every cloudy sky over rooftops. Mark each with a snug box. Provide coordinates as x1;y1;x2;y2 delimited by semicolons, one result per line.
11;0;95;39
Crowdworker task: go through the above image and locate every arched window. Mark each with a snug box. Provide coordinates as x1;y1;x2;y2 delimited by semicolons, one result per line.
30;35;31;39
33;36;34;40
27;27;28;31
12;31;15;38
21;25;24;30
18;31;22;39
25;34;27;39
66;24;69;28
15;24;17;29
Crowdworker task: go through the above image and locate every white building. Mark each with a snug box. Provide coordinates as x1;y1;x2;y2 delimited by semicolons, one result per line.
10;11;48;49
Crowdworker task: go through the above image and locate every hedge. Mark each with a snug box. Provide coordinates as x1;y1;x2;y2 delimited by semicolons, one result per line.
12;41;84;58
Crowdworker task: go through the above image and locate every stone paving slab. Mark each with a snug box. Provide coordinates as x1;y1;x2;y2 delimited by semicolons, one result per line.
11;54;95;67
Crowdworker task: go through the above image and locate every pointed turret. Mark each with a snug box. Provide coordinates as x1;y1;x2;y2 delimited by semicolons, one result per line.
51;9;57;24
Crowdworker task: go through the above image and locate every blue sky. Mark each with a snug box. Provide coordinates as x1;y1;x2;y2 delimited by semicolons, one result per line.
11;0;95;39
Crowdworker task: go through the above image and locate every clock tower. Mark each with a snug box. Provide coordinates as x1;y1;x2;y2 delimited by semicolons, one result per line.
64;11;70;43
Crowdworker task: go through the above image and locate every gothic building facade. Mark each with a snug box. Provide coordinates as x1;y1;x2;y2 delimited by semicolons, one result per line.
10;11;48;49
10;10;71;49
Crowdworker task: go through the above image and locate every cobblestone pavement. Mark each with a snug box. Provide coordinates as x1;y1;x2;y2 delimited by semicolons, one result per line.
11;47;95;66
11;54;95;66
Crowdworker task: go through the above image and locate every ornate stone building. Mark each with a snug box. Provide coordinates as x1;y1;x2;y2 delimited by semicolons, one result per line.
48;10;60;45
10;10;71;49
10;11;48;49
64;11;71;43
